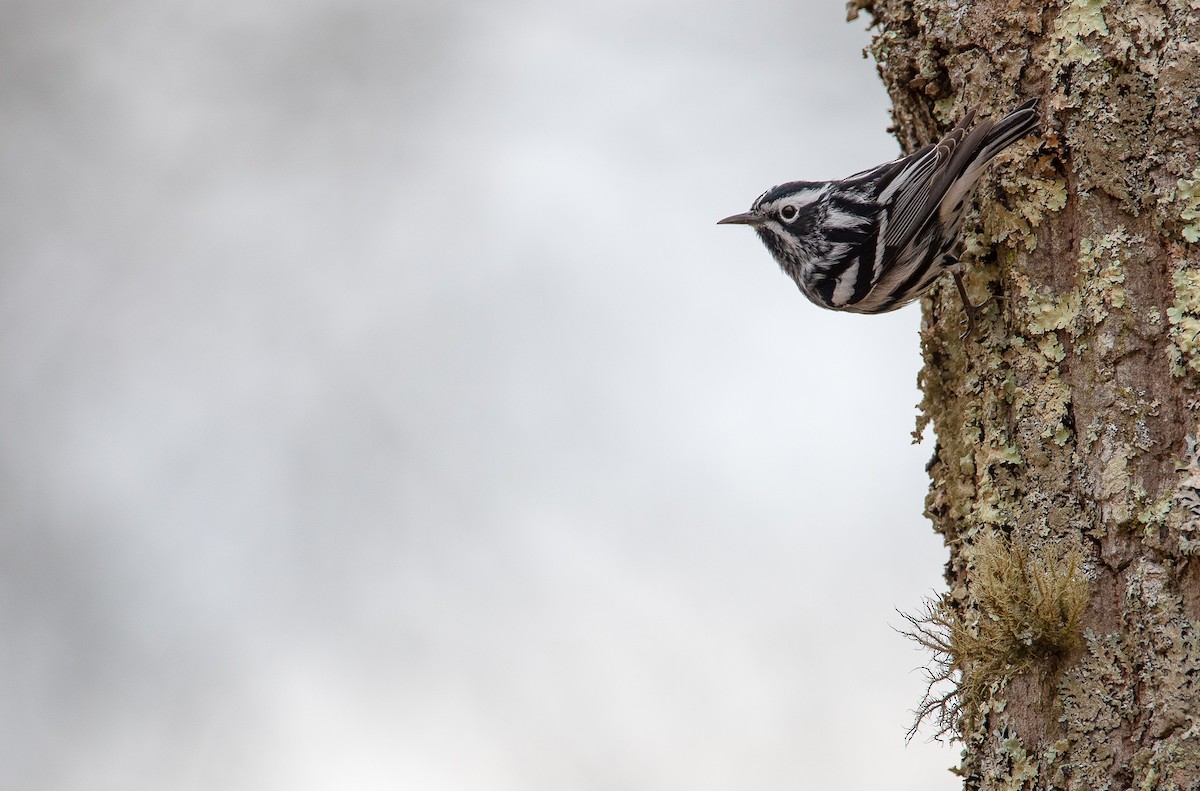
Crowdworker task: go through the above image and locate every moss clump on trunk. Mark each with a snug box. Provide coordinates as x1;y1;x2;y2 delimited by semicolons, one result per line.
904;531;1087;740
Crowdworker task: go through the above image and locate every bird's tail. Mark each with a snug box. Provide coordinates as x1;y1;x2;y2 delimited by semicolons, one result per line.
975;97;1041;165
943;98;1041;193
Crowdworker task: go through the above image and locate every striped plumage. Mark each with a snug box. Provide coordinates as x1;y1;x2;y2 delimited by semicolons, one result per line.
719;99;1041;316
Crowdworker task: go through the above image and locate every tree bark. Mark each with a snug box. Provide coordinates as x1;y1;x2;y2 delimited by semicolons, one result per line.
849;0;1200;787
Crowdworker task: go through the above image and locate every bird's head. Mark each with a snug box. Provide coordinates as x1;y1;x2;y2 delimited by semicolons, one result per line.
718;181;826;274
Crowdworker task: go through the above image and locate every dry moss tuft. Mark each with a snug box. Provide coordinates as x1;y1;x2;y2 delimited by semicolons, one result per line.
903;531;1089;741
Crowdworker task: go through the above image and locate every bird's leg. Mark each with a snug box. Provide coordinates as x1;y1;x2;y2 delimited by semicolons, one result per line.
946;256;1003;340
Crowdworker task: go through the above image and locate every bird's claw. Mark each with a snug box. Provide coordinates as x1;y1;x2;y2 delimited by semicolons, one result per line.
952;271;1004;340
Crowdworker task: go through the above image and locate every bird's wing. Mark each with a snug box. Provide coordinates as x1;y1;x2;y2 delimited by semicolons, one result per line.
875;112;983;255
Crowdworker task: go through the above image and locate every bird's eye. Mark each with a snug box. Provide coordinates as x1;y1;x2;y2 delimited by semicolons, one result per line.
779;205;798;222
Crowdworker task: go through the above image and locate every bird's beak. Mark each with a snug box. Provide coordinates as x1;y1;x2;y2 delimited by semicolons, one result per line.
717;211;762;226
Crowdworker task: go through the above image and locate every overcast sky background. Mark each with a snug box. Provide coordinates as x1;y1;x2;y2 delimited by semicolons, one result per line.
1;1;961;789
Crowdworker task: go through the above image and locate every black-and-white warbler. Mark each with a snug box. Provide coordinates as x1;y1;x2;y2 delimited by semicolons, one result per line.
719;99;1040;333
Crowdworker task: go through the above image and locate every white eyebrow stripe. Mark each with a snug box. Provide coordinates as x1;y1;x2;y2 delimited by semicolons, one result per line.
770;186;828;211
791;189;824;206
802;186;832;206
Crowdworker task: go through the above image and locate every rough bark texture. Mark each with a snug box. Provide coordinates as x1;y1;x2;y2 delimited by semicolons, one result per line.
849;0;1200;787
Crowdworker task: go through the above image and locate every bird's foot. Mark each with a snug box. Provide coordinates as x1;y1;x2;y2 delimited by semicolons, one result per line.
951;270;1005;340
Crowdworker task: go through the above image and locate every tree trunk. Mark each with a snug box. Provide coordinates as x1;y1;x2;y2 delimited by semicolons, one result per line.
848;0;1200;787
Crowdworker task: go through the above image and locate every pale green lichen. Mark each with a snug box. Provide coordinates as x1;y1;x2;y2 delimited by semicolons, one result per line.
995;733;1040;791
1166;269;1200;377
1011;230;1138;350
1095;429;1140;526
1079;229;1133;313
1034;374;1073;444
1020;285;1081;337
1058;628;1134;786
1048;0;1111;68
950;418;1023;526
975;437;1024;470
984;163;1070;252
1038;334;1067;363
1043;738;1073;787
1059;562;1200;788
1167;436;1200;555
933;95;959;126
1176;168;1200;243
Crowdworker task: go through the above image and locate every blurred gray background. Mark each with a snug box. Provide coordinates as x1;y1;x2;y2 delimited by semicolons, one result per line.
1;1;959;788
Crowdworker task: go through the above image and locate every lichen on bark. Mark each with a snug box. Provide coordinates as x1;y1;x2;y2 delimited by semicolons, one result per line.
849;0;1200;787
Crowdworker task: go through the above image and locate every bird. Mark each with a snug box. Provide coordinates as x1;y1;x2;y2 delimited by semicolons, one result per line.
718;98;1041;336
